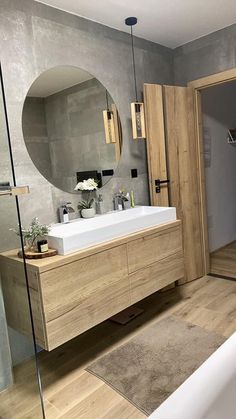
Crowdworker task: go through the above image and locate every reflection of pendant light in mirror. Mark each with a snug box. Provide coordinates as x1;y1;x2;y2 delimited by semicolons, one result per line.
103;89;116;144
125;16;146;140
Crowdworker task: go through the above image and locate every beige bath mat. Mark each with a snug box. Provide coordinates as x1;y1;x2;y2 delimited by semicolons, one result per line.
86;316;225;415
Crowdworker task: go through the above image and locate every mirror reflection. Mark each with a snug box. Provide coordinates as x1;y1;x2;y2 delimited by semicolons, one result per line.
22;66;122;193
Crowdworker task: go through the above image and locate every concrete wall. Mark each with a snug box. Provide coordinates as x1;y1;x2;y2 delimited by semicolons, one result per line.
23;78;118;194
0;0;173;388
174;24;236;85
0;91;14;391
201;82;236;252
0;0;173;232
0;71;38;392
22;97;52;181
45;78;117;193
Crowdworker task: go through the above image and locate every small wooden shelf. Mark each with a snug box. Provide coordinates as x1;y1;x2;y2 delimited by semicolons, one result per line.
18;248;58;259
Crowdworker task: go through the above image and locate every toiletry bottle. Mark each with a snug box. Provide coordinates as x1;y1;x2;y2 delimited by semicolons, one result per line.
130;190;135;208
125;192;131;209
96;194;105;215
37;239;48;253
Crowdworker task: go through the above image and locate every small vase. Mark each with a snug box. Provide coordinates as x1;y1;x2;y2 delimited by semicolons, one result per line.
25;241;37;252
81;208;95;218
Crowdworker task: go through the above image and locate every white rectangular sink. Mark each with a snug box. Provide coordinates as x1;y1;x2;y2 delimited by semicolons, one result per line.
47;206;177;255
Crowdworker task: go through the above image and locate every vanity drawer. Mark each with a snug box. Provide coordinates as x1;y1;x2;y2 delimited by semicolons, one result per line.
40;244;130;350
127;224;182;273
0;258;47;349
129;251;184;304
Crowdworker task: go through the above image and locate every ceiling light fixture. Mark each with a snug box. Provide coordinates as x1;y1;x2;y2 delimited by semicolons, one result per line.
125;16;146;140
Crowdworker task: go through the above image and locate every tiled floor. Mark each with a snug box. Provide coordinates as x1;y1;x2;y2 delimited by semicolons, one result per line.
211;241;236;279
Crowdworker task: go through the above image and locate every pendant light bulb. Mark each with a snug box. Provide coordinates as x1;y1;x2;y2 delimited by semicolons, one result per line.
103;89;116;144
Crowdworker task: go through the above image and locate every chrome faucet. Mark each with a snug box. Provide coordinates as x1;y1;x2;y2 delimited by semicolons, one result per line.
59;202;75;223
65;202;75;214
113;192;129;211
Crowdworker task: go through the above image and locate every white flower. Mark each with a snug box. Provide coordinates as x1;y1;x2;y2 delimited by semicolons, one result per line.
74;181;86;191
86;178;98;190
74;178;98;191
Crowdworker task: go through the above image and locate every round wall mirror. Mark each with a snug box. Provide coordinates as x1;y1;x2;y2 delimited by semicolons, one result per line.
22;66;122;193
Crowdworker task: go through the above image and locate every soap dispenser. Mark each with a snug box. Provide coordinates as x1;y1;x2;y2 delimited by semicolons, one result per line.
96;194;105;215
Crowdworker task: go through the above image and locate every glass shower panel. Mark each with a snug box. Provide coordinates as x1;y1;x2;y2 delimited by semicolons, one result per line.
0;64;45;418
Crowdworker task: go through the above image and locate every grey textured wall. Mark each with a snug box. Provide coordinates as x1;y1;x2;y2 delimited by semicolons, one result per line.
45;78;117;193
174;24;236;85
23;79;118;194
23;97;52;180
1;3;235;237
0;94;14;391
0;0;173;231
0;0;173;384
0;76;39;392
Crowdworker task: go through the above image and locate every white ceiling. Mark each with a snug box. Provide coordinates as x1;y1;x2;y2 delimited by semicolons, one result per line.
28;66;93;97
35;0;236;48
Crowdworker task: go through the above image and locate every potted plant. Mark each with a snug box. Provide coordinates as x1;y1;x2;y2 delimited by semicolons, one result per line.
10;217;50;252
74;178;98;218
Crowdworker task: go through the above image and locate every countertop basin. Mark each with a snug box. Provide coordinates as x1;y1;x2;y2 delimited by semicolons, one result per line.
47;206;177;255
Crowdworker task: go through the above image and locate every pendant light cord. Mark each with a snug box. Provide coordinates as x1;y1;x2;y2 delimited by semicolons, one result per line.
105;89;109;110
131;25;138;102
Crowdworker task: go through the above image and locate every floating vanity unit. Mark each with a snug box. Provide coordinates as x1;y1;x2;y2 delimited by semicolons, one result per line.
0;208;184;351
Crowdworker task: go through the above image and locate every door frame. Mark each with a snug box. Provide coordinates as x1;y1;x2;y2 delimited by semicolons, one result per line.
188;67;236;274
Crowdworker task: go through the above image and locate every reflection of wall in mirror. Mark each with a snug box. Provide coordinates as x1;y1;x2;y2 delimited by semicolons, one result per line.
22;78;120;193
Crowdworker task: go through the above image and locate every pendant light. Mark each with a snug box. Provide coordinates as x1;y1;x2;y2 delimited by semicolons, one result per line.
125;16;146;140
103;89;116;144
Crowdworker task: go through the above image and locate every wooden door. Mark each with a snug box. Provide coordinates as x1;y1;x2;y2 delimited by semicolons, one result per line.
144;83;204;283
144;84;169;206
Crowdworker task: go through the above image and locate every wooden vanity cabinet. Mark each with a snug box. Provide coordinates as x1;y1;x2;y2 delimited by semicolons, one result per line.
41;245;130;349
0;220;183;351
128;223;183;304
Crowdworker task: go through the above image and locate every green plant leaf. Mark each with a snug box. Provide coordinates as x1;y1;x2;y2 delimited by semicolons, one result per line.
10;218;51;248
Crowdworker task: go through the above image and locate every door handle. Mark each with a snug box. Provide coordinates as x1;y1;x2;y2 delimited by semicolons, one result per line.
0;182;30;197
155;179;170;193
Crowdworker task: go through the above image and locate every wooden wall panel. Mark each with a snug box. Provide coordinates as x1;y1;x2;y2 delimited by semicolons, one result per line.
144;84;169;206
163;86;204;282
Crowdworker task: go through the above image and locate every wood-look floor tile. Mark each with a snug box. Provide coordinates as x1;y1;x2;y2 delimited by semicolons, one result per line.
57;384;124;419
175;305;229;334
102;399;146;418
48;371;103;414
205;289;236;316
18;400;60;419
210;241;236;278
0;275;235;419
